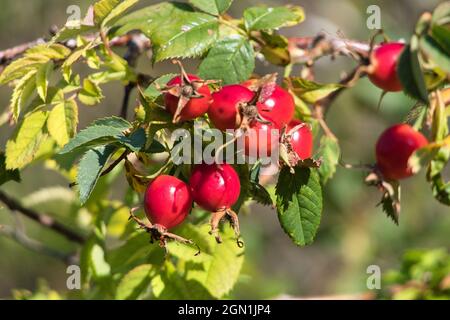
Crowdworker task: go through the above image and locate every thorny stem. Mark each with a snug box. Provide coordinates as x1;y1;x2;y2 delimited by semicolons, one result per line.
0;190;86;244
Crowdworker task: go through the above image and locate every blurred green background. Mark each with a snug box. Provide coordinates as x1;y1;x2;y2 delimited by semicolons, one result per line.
0;0;448;299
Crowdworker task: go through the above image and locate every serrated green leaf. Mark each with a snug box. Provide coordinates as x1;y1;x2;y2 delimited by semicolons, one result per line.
116;264;153;300
397;42;429;104
36;60;54;101
51;24;97;43
94;0;120;26
59;117;131;154
143;73;177;101
78;78;104;106
276;167;323;246
286;77;343;104
243;5;304;31
101;0;139;28
114;2;219;61
0;152;21;186
5;111;48;169
198;35;255;85
316;135;340;184
10;71;37;121
0;56;44;85
77;145;116;204
152;261;212;299
47;100;79;147
117;127;146;152
165;224;243;299
189;0;233;15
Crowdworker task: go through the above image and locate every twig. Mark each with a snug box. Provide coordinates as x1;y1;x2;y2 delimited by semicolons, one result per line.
288;33;370;64
0;190;85;244
101;149;129;177
0;223;75;264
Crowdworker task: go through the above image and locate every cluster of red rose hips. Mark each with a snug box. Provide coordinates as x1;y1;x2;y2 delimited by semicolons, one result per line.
131;63;314;252
133;41;430;252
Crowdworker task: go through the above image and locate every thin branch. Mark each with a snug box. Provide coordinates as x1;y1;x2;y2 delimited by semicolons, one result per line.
0;190;85;244
288;32;371;64
0;223;75;264
101;149;129;177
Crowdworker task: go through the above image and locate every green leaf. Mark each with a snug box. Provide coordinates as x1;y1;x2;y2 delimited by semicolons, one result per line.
167;224;244;299
431;25;450;55
51;24;97;43
198;35;255;85
5;111;48;169
77;145;116;204
94;0;120;26
286;77;343;104
420;34;450;74
114;2;219;61
36;60;54;101
143;73;177;101
78;79;104;106
276;167;323;246
59;117;131;154
260;31;290;66
116;264;153;300
243;5;304;31
47;100;79;147
316;135;340;184
90;243;112;279
0;44;70;85
189;0;233;15
0;152;21;186
116;128;146;152
397;41;429;104
432;2;450;25
10;71;37;121
101;0;139;28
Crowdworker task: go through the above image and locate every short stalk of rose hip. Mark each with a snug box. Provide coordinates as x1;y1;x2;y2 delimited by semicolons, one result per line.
129;175;199;254
368;42;405;92
189;163;242;245
375;124;428;180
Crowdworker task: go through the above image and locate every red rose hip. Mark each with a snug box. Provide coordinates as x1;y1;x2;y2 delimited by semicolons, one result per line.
208;85;255;131
375;124;428;180
144;175;192;229
368;42;405;92
286;120;313;160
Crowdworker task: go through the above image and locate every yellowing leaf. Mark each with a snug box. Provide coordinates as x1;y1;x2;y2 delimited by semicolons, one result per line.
47;100;79;147
36;60;54;101
10;70;37;121
5;110;48;169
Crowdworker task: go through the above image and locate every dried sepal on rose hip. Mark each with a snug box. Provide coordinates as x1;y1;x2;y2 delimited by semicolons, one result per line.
129;174;200;255
160;60;215;124
279;119;321;170
189;163;243;247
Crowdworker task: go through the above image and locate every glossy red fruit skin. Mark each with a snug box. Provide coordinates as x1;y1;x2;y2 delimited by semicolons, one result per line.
368;42;405;92
375;124;428;180
208;85;255;131
242;81;295;128
287;120;313;160
164;74;212;121
244;120;280;157
144;175;192;229
189;163;241;212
